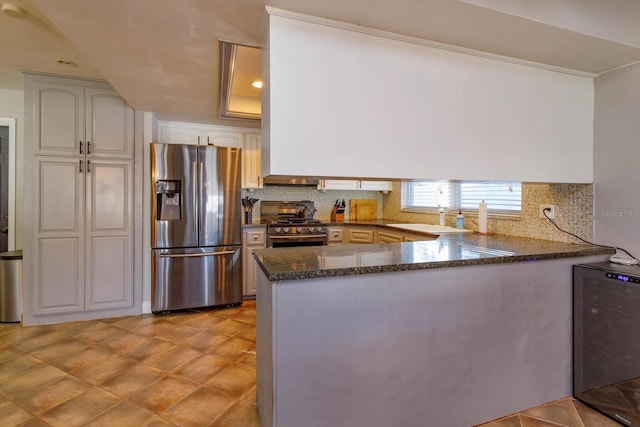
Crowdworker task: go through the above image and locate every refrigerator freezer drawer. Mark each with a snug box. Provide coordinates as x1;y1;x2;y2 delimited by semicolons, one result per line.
152;246;242;312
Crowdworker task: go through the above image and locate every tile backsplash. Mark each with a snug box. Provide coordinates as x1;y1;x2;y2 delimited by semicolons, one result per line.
243;182;594;243
382;182;594;243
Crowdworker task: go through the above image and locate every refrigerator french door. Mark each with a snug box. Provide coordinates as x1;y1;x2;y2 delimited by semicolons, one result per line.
151;143;242;312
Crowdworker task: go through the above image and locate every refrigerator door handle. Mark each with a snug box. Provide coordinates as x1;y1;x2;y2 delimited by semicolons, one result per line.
158;250;237;258
199;161;204;235
192;161;198;232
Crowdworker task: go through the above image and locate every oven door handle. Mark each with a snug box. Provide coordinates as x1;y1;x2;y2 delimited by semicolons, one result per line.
269;234;328;240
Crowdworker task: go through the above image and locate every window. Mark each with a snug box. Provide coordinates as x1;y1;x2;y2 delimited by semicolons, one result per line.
402;181;522;214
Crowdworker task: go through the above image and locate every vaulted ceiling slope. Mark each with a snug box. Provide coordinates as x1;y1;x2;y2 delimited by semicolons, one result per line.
1;0;639;125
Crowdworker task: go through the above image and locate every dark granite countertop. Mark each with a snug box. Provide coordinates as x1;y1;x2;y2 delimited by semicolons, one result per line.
252;233;614;281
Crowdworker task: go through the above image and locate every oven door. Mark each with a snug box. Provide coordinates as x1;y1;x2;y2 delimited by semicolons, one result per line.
268;234;327;248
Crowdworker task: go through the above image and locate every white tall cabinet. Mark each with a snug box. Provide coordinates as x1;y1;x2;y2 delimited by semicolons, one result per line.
23;74;138;325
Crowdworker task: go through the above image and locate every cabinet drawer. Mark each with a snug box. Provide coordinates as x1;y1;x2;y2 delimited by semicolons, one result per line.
347;228;375;244
327;227;344;243
244;229;266;246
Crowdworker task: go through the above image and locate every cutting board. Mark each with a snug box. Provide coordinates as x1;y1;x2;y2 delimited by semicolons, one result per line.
350;199;378;221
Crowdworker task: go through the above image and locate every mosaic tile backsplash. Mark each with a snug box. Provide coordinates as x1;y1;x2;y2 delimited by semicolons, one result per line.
382;182;594;243
243;182;594;243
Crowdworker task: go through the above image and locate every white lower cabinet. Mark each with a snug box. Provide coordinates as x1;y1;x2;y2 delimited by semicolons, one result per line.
243;227;266;297
32;157;133;315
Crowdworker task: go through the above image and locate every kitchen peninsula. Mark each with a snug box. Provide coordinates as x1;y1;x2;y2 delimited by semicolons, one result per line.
253;235;613;427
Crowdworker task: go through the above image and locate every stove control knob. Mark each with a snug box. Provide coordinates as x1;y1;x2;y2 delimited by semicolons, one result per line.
296;227;302;233
284;227;289;233
309;227;315;232
275;227;282;233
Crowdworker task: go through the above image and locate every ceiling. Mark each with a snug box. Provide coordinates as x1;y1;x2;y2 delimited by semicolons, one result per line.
1;0;639;126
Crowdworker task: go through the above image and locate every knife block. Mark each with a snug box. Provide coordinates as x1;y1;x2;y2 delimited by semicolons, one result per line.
330;207;344;222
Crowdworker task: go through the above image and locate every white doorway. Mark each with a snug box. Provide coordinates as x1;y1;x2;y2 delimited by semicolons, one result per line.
0;118;16;251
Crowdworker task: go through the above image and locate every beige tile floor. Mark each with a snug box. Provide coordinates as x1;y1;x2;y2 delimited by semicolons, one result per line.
0;301;259;426
0;300;621;427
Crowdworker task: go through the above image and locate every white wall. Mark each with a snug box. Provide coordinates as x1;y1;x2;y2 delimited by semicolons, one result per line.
263;14;594;183
0;87;24;249
593;63;640;259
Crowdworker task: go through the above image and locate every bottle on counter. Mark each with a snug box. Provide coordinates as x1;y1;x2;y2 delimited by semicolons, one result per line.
456;210;465;229
439;207;446;226
478;200;488;234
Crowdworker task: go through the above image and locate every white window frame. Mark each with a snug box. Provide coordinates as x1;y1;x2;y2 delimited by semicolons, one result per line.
402;181;522;216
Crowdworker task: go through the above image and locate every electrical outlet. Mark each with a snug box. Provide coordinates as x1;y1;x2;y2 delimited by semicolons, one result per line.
539;204;555;220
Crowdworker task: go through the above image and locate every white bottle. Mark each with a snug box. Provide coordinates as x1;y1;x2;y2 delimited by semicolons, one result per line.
478;200;488;234
439;207;446;226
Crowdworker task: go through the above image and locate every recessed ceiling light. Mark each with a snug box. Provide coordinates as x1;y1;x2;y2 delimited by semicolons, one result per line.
251;80;263;89
55;59;77;67
1;3;26;18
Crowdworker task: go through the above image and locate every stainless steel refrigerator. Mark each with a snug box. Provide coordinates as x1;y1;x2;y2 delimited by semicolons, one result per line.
151;143;242;313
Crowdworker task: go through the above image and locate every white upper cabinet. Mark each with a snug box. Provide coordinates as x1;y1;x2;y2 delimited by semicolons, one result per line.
319;180;359;191
242;133;262;189
158;123;202;145
358;181;392;192
33;83;133;158
204;130;243;147
158;122;243;147
319;179;392;192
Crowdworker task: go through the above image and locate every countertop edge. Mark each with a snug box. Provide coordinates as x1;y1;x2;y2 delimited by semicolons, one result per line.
254;245;614;282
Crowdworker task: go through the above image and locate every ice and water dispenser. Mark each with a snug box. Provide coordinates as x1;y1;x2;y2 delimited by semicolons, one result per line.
155;180;182;220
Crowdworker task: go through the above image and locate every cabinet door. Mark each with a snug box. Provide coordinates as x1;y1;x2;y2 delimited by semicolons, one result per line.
242;133;262;188
243;228;265;297
85;88;134;159
321;180;359;191
159;123;202;145
327;227;344;245
33;82;84;156
33;157;85;315
85;159;133;310
359;180;393;192
377;230;404;243
347;228;375;243
204;130;243;147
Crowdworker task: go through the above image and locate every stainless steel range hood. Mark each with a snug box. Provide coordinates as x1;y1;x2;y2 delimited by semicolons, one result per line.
262;176;319;187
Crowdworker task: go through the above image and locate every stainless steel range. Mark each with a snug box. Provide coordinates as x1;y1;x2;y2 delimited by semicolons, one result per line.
261;201;328;247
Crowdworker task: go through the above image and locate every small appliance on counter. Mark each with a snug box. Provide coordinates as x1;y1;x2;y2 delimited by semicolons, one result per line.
573;262;640;426
151;143;242;313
